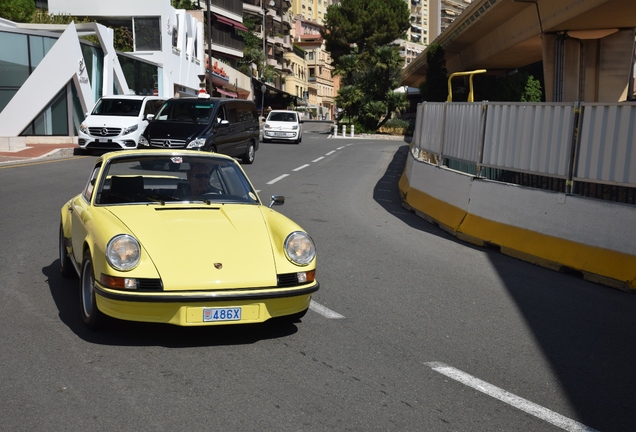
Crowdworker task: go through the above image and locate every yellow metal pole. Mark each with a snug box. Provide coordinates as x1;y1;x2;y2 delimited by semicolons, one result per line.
447;69;487;102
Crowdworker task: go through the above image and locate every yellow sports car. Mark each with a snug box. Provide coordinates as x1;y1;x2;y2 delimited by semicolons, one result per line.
59;150;318;330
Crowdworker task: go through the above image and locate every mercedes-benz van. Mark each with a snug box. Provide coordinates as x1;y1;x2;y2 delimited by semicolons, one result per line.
78;95;165;154
138;95;260;164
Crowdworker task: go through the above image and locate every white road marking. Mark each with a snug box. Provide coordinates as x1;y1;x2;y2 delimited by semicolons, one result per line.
425;362;598;432
267;174;289;185
310;300;345;319
326;150;336;156
312;156;325;162
293;164;310;172
337;146;345;150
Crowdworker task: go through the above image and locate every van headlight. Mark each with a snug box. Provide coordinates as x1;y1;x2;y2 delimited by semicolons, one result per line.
79;123;88;134
138;135;149;146
187;138;206;149
122;124;138;135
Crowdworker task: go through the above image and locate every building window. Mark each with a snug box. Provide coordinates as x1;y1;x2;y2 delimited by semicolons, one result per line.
134;17;161;51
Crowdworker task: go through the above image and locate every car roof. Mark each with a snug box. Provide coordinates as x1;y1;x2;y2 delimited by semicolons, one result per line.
99;95;163;101
95;149;238;165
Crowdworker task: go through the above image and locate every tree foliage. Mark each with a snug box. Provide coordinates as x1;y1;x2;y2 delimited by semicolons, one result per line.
418;44;448;102
0;0;35;22
324;0;409;132
237;16;265;78
322;0;409;63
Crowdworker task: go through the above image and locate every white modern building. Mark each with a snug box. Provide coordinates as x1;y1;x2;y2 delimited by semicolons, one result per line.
0;0;253;142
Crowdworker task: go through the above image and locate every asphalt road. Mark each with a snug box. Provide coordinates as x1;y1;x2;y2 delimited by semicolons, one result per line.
1;127;635;431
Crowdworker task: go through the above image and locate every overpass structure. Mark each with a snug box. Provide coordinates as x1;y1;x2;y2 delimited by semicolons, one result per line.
402;0;636;103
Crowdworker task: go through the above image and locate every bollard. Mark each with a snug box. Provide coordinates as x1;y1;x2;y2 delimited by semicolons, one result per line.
333;124;338;137
342;124;346;137
351;125;354;137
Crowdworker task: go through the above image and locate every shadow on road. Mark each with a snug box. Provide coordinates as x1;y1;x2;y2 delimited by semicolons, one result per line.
372;144;636;431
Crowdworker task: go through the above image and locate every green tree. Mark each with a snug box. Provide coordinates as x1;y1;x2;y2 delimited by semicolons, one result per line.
322;0;409;63
418;44;448;102
171;0;197;9
334;84;363;120
0;0;35;22
237;16;265;78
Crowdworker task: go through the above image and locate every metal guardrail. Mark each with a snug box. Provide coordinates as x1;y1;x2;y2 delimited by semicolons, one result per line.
412;101;636;197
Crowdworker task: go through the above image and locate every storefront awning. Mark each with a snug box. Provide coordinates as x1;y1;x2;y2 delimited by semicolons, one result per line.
216;88;238;98
214;14;248;32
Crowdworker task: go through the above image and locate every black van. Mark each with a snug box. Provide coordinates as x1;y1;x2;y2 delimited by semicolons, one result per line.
138;95;260;164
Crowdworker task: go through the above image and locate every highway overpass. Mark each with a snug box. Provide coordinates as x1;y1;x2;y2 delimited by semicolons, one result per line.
402;0;636;102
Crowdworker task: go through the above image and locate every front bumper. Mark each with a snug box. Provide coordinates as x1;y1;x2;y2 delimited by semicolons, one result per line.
78;134;138;150
94;281;319;326
263;130;300;140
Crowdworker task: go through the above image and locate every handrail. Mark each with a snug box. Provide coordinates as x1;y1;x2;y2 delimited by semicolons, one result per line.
447;69;487;102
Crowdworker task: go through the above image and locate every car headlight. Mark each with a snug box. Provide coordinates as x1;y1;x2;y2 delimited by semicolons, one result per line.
284;231;316;265
187;138;206;149
106;234;141;271
138;135;149;146
263;124;271;129
122;124;138;135
79;123;88;134
291;125;298;130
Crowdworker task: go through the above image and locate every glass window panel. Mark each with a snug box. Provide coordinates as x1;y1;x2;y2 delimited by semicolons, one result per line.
134;17;161;51
28;35;56;71
0;32;29;86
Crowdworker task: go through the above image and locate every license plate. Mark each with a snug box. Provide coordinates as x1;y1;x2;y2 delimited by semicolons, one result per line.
272;132;281;136
98;138;110;143
203;307;242;322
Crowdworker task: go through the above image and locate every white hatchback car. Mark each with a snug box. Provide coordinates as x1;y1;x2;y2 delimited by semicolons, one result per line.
262;110;303;144
78;95;165;154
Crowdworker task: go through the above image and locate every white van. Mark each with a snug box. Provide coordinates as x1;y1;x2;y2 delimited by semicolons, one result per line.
78;95;165;154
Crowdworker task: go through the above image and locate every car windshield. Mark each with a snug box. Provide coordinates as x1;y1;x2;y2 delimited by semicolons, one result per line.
95;155;259;205
154;100;215;123
92;99;143;117
268;112;297;122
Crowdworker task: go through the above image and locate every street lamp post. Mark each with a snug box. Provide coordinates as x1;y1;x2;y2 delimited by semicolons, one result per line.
206;0;213;95
261;84;267;119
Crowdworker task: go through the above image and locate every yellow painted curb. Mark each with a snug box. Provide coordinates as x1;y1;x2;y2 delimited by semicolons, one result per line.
400;174;636;290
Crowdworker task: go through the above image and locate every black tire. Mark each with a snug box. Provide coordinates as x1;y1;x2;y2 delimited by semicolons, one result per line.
59;223;75;278
80;250;107;330
242;141;255;164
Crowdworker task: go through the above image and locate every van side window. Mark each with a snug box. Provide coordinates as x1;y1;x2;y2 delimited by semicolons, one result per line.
228;106;239;123
217;106;228;123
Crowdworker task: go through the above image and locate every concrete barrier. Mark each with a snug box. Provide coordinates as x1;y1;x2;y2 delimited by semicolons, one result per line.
399;151;636;290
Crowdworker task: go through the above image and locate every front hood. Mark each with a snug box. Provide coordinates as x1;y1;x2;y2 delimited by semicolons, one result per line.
145;121;208;141
83;115;143;128
107;204;276;290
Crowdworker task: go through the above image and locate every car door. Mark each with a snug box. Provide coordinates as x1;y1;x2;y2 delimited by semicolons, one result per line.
211;104;236;156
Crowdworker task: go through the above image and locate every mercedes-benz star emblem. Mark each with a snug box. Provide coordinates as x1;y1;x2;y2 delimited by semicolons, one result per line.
100;128;108;136
163;140;171;148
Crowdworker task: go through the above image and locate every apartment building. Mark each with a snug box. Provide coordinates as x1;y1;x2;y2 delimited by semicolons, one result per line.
291;0;330;25
399;0;472;67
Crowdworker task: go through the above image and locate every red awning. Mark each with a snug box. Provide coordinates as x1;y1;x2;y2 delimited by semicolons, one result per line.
216;88;238;98
213;14;248;32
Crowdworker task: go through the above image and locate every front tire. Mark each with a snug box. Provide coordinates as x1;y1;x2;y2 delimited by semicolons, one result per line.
242;141;255;164
80;250;107;330
59;223;75;278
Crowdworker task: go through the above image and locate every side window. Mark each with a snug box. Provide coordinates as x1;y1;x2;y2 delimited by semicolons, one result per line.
227;105;239;123
216;106;227;123
82;165;100;202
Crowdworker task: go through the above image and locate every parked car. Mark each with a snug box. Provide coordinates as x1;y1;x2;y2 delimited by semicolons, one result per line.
59;149;318;330
138;95;260;164
78;95;165;154
262;110;304;144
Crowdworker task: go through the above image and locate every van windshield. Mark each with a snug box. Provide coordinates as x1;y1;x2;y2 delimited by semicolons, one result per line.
92;99;143;117
154;100;216;123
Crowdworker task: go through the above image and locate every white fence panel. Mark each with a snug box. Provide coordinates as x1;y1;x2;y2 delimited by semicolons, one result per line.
414;102;446;155
576;103;636;186
481;103;574;177
442;103;483;164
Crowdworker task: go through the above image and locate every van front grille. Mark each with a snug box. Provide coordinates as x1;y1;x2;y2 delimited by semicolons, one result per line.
88;127;121;137
149;139;187;148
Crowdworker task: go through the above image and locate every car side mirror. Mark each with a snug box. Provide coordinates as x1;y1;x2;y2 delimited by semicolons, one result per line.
269;195;285;208
146;114;155;121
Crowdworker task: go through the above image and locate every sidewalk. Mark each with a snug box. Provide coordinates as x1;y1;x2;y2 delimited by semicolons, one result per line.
0;144;77;167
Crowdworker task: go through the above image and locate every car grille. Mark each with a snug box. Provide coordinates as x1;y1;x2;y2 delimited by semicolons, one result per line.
137;279;163;291
149;139;187;148
277;273;300;287
88;127;121;137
